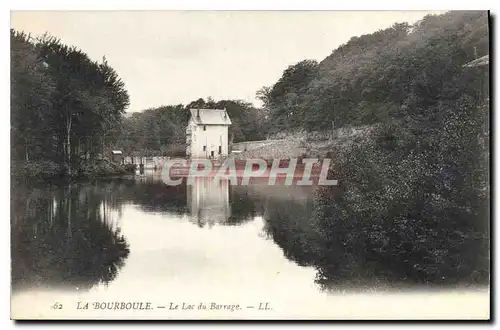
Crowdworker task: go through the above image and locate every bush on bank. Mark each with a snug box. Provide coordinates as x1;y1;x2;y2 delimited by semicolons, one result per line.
12;158;134;181
311;97;489;286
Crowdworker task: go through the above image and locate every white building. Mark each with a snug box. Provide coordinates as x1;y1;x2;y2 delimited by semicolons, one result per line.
186;108;232;158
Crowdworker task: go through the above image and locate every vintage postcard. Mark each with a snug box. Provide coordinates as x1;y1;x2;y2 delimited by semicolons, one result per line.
10;10;490;320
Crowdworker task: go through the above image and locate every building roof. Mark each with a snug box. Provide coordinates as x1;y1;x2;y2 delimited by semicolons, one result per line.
189;108;232;125
463;55;489;68
112;150;123;155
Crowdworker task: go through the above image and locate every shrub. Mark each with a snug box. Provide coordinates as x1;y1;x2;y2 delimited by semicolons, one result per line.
124;163;137;173
13;160;62;179
78;158;127;177
311;97;489;286
165;144;186;157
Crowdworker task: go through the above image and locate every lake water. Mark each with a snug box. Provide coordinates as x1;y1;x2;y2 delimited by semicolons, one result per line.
10;171;490;319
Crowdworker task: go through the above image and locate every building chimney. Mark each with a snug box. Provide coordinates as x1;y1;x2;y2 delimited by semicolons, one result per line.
223;107;227;119
197;109;200;119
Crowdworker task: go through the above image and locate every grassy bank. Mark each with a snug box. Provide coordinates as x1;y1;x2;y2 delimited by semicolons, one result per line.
11;158;137;183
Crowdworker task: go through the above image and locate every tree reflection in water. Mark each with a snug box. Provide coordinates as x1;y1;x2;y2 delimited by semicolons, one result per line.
260;185;489;291
11;182;130;291
14;174;486;293
11;175;263;292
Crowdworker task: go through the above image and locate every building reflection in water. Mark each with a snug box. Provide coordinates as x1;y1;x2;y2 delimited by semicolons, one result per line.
187;177;230;228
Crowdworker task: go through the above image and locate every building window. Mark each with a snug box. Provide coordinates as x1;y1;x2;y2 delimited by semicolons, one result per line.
218;146;222;154
203;146;206;151
203;125;206;131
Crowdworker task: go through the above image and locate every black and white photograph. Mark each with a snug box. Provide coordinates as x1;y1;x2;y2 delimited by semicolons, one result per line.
9;9;490;320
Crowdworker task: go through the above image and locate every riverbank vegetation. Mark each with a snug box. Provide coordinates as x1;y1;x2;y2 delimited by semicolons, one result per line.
11;10;489;286
259;11;490;286
11;26;267;175
11;29;131;181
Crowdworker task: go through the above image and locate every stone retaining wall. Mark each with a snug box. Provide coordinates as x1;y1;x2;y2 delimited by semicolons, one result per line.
231;139;285;152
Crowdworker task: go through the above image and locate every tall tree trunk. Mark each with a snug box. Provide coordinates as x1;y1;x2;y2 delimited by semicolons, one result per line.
86;140;90;160
66;114;73;176
24;139;29;162
90;139;93;161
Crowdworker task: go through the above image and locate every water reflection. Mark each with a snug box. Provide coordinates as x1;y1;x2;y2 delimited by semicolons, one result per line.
11;183;130;291
259;185;489;290
11;174;488;298
187;178;230;228
186;177;262;228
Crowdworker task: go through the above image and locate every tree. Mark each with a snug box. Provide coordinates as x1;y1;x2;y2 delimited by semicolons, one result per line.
10;30;55;162
11;29;131;178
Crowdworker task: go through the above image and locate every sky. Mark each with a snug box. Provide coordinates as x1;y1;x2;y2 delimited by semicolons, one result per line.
11;10;446;112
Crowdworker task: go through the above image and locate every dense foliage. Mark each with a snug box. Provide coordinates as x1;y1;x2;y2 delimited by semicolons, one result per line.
260;11;490;287
259;11;489;133
114;98;267;157
11;29;130;179
11;10;490;287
